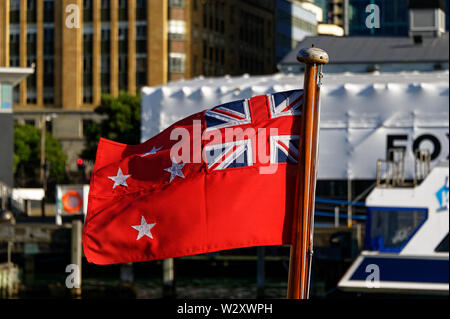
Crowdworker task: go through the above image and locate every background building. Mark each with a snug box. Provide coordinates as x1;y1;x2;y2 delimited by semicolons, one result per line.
312;0;345;36
348;0;409;36
316;0;450;37
278;33;449;73
327;0;349;33
279;2;449;73
0;0;283;172
313;0;328;21
187;0;276;78
348;0;449;36
7;0;443;174
1;0;169;172
275;0;319;63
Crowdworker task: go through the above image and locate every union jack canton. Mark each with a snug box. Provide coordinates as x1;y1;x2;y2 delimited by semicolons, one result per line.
203;89;303;171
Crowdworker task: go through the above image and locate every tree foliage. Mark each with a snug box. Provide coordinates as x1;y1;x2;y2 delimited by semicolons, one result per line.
81;92;141;161
14;124;67;187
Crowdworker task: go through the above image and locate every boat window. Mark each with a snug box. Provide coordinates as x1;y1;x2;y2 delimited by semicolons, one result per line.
366;208;427;252
435;233;449;252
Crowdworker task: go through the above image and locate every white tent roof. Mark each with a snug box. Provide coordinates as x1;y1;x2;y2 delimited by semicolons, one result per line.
141;71;449;179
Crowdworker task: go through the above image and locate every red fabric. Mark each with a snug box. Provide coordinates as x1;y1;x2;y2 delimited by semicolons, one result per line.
83;93;301;265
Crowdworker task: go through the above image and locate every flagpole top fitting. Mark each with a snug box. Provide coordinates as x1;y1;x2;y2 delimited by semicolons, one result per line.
297;47;329;65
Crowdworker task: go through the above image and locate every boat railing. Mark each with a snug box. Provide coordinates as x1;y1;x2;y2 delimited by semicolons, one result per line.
414;149;431;184
376;148;431;188
0;181;12;211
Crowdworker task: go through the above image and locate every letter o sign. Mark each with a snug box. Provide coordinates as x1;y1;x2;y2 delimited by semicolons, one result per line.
413;134;441;160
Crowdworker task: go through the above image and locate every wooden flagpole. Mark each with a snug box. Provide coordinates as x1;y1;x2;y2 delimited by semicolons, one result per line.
287;47;329;299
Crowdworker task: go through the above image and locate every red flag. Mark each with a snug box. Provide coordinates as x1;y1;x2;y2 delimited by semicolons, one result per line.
83;90;303;265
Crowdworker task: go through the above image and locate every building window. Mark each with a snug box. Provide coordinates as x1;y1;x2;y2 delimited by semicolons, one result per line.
27;31;37;44
137;0;146;9
44;26;54;41
118;22;128;92
43;22;54;105
118;55;128;91
10;0;20;10
118;24;128;41
101;56;110;73
10;56;20;67
43;0;53;9
136;55;146;73
169;0;184;8
136;22;147;53
169;52;186;73
43;0;54;22
119;0;127;20
27;0;36;10
84;0;93;21
83;86;93;103
136;0;146;20
101;0;110;21
43;61;54;103
101;0;110;8
9;27;20;60
26;90;37;104
136;54;147;88
10;0;20;23
168;20;186;40
202;40;207;59
83;56;92;73
203;4;207;28
277;10;317;34
101;50;110;93
43;57;54;73
9;33;19;44
101;24;111;55
136;24;146;39
27;0;37;23
101;75;110;93
193;55;198;75
230;5;235;24
193;24;199;43
101;25;111;40
25;119;36;127
83;0;92;9
118;56;128;70
43;93;54;105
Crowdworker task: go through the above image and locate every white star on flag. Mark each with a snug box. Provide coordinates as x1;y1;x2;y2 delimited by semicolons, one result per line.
108;167;131;189
131;216;156;240
141;146;162;157
164;158;185;182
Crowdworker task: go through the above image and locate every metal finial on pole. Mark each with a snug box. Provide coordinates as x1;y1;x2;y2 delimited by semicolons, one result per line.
297;47;329;65
287;47;329;299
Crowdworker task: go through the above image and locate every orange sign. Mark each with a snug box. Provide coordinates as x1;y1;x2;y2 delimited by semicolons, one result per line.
61;190;83;214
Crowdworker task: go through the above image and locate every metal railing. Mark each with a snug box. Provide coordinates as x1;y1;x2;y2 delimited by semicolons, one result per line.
0;263;19;298
414;149;431;184
0;181;12;211
376;148;431;187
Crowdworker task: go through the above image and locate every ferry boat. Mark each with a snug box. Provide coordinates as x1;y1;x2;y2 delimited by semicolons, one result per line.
338;151;449;296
